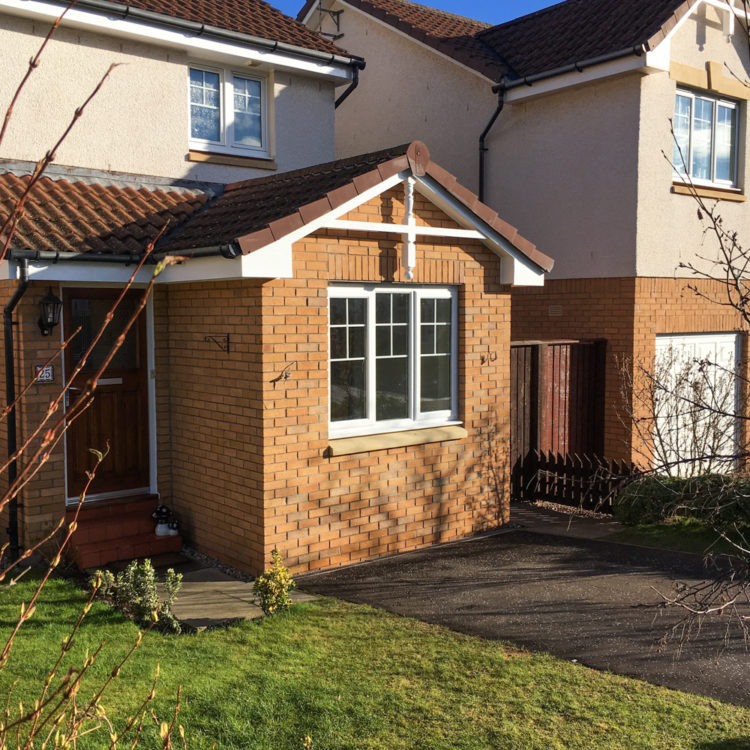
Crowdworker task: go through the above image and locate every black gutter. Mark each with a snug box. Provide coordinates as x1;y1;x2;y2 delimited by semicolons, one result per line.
8;245;241;264
478;88;504;204
47;0;366;72
478;44;646;202
335;65;361;108
4;259;29;562
493;45;645;93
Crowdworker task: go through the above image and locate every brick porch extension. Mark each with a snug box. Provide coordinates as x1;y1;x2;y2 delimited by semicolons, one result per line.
66;496;182;570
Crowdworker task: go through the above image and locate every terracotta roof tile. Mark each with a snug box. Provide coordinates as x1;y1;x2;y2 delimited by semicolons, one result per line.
48;0;352;57
0;174;210;255
306;0;691;81
301;0;503;79
165;144;411;251
165;141;554;273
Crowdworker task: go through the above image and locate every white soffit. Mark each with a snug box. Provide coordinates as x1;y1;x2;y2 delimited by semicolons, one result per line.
0;0;353;82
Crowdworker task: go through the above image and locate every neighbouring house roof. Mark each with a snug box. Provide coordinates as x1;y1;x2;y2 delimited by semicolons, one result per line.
164;141;555;273
477;0;693;79
300;0;503;79
0;174;210;255
44;0;355;59
299;0;693;81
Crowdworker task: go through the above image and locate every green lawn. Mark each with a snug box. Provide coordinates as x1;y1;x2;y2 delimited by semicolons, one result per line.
1;575;749;749
608;517;743;557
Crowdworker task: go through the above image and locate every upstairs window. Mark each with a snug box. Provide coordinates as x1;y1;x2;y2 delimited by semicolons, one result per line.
189;66;267;156
329;285;458;438
673;89;738;187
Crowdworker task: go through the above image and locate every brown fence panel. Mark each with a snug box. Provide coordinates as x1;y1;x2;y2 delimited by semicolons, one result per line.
517;450;637;513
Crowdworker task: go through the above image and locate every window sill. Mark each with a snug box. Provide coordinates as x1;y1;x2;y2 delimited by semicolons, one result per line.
671;183;746;202
188;150;277;170
326;425;468;457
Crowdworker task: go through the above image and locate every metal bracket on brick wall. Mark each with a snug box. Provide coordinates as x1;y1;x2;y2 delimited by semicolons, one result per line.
205;333;230;352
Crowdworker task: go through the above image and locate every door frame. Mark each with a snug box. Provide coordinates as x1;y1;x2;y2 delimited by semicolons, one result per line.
61;283;158;505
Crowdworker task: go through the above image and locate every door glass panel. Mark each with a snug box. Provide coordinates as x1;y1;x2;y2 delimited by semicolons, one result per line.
70;296;139;372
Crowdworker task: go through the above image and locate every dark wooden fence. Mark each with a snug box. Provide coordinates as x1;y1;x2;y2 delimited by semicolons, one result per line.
512;450;638;513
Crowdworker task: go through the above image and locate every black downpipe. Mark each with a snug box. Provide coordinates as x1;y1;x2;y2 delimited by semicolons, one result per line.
478;88;504;203
335;64;361;108
4;259;29;562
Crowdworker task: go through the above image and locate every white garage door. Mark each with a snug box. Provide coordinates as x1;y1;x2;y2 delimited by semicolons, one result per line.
653;332;740;475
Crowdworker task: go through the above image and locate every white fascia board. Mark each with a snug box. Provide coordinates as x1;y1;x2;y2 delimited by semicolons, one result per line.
414;176;546;286
505;54;651;103
0;0;353;83
8;260;156;284
327;0;494;85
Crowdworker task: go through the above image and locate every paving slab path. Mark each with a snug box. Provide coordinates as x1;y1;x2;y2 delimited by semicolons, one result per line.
152;557;317;630
299;519;750;707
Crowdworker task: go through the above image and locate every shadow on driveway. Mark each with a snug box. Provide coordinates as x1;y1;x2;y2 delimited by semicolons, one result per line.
299;530;749;706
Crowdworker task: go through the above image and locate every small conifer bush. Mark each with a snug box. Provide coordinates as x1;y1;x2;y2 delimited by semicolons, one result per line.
253;548;296;615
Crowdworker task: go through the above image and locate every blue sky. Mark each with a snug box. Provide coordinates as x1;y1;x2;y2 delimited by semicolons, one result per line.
280;0;560;25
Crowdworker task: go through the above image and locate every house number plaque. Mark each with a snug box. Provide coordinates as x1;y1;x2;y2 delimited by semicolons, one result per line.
34;364;55;383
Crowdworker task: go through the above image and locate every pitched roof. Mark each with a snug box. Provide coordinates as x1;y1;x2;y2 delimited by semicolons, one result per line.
165;141;555;273
302;0;693;81
0;174;210;255
299;0;504;79
477;0;693;80
48;0;352;58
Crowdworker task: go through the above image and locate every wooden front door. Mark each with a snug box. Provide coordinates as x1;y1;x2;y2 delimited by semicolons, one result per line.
64;289;150;499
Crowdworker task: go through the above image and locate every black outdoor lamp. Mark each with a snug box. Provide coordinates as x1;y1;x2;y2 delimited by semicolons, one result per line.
38;288;62;336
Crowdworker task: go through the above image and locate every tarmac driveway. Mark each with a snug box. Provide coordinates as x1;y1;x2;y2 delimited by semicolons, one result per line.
299;530;750;706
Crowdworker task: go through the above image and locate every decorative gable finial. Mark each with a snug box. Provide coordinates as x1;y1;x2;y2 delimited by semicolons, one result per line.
403;177;416;280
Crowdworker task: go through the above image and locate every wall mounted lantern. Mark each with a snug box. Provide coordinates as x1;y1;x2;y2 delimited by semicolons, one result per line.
38;288;62;336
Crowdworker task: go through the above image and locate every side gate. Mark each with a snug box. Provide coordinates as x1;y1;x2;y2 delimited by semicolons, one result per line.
511;340;607;502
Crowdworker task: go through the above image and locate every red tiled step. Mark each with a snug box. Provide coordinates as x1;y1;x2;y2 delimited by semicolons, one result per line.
72;533;182;570
65;495;182;570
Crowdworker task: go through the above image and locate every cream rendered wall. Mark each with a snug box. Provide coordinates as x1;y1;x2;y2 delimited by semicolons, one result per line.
0;13;336;183
636;4;750;277
485;75;642;279
312;0;496;190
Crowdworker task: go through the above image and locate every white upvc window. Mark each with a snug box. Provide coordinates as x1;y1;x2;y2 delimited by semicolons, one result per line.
328;285;459;438
188;65;268;157
673;89;739;188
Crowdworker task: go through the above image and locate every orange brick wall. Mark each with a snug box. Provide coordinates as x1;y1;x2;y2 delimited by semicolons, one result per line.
154;280;267;574
13;283;68;547
258;189;511;574
511;276;749;465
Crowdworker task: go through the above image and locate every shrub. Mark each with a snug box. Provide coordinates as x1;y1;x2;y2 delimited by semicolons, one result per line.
92;558;183;633
614;474;750;528
253;548;296;615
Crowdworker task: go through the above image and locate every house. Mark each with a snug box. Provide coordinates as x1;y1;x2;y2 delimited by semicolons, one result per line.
299;0;750;471
0;0;552;574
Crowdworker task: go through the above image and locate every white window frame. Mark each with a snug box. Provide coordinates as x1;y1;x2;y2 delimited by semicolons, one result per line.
328;285;459;439
673;88;739;189
188;64;269;158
